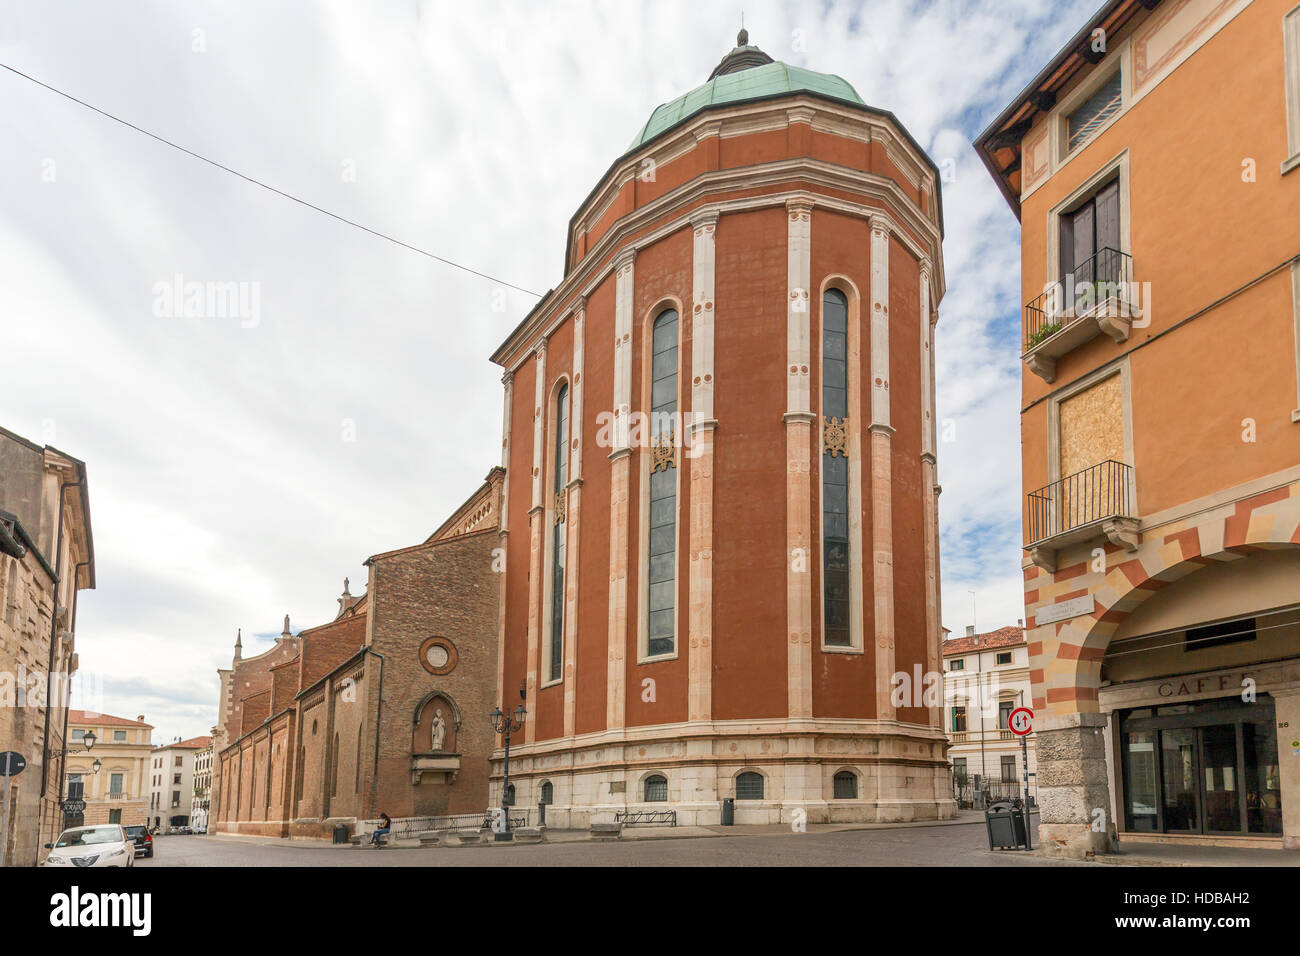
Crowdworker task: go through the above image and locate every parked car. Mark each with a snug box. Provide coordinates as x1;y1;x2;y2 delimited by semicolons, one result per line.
42;824;135;868
122;824;154;858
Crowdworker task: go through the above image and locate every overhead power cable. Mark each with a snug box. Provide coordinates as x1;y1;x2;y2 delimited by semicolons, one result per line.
0;60;542;297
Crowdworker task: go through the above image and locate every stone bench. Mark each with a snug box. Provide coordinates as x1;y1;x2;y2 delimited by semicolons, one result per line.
417;830;441;847
512;826;545;845
451;827;483;846
589;822;622;842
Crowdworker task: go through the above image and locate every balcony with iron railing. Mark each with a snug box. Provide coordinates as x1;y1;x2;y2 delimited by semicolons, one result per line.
1022;247;1141;383
1026;459;1139;572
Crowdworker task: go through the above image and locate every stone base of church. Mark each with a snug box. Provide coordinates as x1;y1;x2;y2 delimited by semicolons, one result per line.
490;719;956;828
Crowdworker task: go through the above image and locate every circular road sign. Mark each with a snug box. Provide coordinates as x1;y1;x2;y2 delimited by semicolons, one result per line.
1009;707;1034;737
0;752;26;776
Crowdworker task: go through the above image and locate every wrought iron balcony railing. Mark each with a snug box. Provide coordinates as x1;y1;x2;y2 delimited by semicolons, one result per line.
1023;247;1134;352
1025;460;1138;571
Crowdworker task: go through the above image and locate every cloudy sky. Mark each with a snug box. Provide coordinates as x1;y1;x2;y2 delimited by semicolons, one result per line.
0;0;1098;744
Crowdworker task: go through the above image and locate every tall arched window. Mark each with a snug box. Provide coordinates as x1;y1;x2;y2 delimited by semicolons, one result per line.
648;308;679;658
822;289;851;647
540;781;554;805
550;383;570;683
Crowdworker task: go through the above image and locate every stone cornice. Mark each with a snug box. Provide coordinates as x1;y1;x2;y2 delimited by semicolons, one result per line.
493;162;947;370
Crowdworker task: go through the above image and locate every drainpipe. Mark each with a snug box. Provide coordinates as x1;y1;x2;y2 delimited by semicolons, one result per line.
363;647;385;814
55;564;87;813
40;478;81;799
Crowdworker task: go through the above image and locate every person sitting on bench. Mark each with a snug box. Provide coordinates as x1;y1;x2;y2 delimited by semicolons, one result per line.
370;812;391;847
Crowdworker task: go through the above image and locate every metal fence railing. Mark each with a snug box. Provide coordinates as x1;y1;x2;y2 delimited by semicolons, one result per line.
1026;459;1134;546
1023;246;1133;352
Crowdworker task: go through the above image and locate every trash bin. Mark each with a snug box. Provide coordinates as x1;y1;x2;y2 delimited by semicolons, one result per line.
332;824;350;845
720;797;735;826
984;801;1027;850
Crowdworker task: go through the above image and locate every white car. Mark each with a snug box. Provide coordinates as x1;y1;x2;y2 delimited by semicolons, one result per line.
42;824;135;868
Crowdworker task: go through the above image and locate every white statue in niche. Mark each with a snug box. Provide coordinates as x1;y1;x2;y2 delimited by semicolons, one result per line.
430;708;447;752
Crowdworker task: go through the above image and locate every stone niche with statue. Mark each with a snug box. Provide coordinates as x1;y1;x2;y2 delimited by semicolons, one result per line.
411;687;462;785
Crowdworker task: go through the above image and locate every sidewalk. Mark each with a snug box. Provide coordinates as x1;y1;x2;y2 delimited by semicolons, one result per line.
1093;841;1300;867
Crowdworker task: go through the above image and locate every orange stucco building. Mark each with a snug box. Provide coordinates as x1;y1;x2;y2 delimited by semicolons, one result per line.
489;33;952;825
978;0;1300;854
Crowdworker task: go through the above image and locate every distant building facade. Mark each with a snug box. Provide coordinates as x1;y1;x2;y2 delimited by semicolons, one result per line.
64;711;153;830
192;742;212;830
210;470;503;837
0;426;95;867
942;625;1037;804
147;736;211;829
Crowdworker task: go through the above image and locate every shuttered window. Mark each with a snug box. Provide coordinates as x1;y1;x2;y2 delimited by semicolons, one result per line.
1060;177;1120;285
1067;71;1122;152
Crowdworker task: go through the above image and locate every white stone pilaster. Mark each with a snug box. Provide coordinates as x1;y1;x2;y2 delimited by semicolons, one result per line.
563;301;586;737
869;214;896;722
785;199;814;720
607;249;636;731
525;342;547;743
689;211;718;722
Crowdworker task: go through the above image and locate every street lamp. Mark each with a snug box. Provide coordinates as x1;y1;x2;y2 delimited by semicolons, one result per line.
91;758;101;774
489;699;527;842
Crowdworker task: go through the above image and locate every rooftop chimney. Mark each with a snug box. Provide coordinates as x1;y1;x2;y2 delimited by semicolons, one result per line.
1017;618;1024;629
137;715;145;722
965;625;975;637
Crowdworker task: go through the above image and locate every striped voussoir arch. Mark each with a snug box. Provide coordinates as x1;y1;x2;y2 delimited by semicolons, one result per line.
1024;480;1300;715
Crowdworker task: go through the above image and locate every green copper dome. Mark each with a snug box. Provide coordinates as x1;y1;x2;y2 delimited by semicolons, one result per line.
627;35;864;152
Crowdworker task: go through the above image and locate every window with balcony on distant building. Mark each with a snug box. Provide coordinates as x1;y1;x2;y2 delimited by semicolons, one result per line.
1066;70;1121;153
67;774;83;800
1060;177;1120;288
951;706;967;733
998;700;1014;729
110;772;123;797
